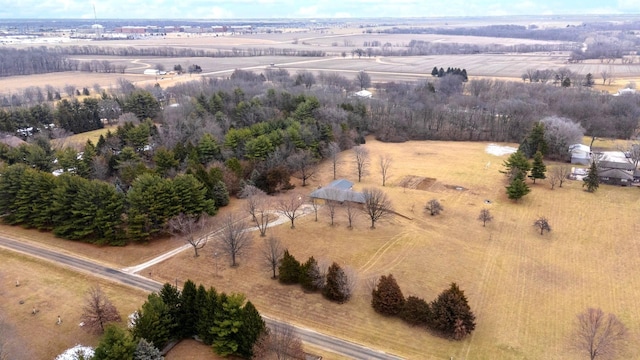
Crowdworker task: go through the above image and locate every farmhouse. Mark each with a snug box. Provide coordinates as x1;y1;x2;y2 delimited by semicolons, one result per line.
310;179;365;204
597;160;636;186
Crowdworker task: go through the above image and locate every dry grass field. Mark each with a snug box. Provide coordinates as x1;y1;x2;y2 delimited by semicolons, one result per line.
3;29;640;97
0;249;148;360
2;138;640;359
142;138;640;360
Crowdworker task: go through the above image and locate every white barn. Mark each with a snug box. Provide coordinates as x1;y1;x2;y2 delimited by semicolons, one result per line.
143;69;160;76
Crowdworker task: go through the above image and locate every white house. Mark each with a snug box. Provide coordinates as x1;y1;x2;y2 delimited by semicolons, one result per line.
569;144;591;165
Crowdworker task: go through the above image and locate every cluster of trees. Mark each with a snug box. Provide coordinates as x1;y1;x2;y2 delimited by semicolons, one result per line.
0;48;80;77
278;251;356;303
0;164;216;244
130;281;265;358
371;275;476;340
430;67;468;81
89;280;265;359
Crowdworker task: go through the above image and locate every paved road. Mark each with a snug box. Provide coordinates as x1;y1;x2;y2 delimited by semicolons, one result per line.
0;236;404;360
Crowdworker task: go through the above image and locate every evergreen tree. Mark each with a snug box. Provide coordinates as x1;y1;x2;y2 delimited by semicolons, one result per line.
299;256;322;291
278;250;301;284
323;262;351;303
584;73;595;87
133;338;163;360
371;274;405;316
237;301;266;358
506;176;530;202
179;280;198;338
430;283;476;340
583;161;599;192
211;294;245;357
400;296;432;326
197;286;219;345
431;66;439;77
159;283;181;340
131;293;174;350
211;180;230;208
93;325;135;360
529;151;547;184
502;150;531;180
519;122;548;158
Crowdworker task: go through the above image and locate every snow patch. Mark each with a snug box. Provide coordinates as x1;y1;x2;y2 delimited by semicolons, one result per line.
55;345;94;360
485;143;518;156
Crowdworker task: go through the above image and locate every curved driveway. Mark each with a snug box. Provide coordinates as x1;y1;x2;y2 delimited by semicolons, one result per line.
0;236;403;360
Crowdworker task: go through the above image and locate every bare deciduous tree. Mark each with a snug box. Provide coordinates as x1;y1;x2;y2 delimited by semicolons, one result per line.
80;285;121;334
216;212;252;267
167;213;209;257
252;323;305;360
323;142;341;180
262;236;284;279
533;216;551;235
288;149;318;187
362;188;394;229
242;185;271;237
572;308;628;360
353;146;370;183
478;208;493;227
549;165;571;189
425;199;444;216
344;198;359;229
275;194;306;229
309;197;319;222
379;155;392;186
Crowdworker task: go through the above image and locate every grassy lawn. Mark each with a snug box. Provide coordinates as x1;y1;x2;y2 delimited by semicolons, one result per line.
0;249;148;360
3;138;640;359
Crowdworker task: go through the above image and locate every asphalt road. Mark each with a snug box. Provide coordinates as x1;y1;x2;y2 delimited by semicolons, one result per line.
0;236;404;360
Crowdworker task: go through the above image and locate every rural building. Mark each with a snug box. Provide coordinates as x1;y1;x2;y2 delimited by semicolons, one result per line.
568;144;591;165
310;179;365;204
597;160;636;186
144;69;161;76
355;90;372;98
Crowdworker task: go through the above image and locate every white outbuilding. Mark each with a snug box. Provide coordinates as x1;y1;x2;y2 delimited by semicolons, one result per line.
144;69;160;76
568;144;591;165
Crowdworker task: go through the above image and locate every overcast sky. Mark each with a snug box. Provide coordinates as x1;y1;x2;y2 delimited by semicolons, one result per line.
0;0;638;19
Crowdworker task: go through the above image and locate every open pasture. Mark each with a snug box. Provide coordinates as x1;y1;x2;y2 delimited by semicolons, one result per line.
1;139;640;359
142;138;640;359
0;249;148;360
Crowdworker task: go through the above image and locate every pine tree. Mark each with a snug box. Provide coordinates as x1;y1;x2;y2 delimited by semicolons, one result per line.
529;151;547;184
583;161;599;192
431;66;439;77
211;294;245;357
323;262;351;303
371;274;405;316
159;283;181;340
133;338;163;360
506;176;530;202
237;301;266;358
131;293;174;350
400;296;432;327
519;122;548;158
299;256;322;291
179;280;198;338
430;283;476;340
502;150;531;180
278;250;301;284
93;325;136;360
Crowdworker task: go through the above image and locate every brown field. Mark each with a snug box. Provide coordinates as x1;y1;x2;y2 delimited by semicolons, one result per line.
3;138;640;359
3;30;640;96
0;249;148;360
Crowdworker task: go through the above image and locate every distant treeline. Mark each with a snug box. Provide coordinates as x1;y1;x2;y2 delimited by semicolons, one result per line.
0;46;326;78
